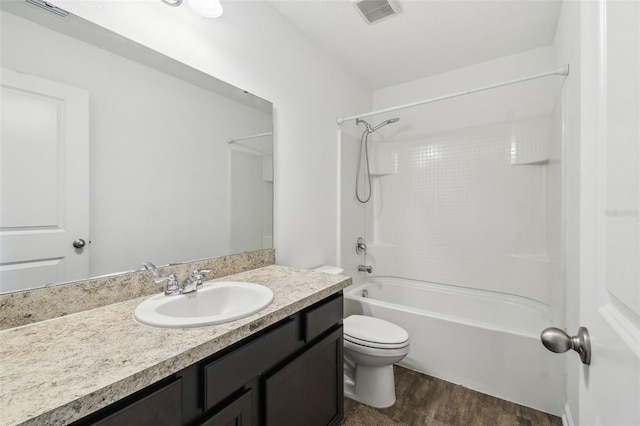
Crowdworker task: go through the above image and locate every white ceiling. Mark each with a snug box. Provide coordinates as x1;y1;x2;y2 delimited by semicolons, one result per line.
266;0;563;89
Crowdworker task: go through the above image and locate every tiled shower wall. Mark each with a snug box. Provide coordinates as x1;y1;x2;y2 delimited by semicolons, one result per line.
366;112;561;307
341;48;564;315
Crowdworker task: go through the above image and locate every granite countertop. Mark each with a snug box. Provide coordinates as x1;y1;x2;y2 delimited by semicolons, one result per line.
0;265;351;426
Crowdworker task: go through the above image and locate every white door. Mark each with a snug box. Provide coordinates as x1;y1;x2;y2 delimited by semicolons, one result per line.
0;68;89;293
579;0;640;424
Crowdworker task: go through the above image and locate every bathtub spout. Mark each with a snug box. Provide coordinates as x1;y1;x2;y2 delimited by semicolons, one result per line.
358;264;373;273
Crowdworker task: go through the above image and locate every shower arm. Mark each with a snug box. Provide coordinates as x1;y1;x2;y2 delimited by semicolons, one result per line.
336;64;570;125
355;118;373;133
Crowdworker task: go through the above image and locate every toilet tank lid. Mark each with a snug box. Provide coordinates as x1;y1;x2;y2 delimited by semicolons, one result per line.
344;315;409;345
312;265;344;274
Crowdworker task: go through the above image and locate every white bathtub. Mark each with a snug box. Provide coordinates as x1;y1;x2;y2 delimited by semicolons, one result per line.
344;276;564;415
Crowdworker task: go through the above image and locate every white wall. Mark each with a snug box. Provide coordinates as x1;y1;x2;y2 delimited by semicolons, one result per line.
55;0;372;270
372;47;561;136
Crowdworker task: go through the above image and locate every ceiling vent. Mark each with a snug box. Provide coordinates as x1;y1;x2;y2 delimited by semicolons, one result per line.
352;0;400;25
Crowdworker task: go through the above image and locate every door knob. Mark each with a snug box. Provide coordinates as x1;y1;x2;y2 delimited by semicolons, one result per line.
72;239;86;249
540;326;591;365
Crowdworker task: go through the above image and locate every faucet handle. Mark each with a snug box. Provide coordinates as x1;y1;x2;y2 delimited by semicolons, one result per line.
191;269;211;279
155;274;180;295
356;237;367;255
190;269;211;290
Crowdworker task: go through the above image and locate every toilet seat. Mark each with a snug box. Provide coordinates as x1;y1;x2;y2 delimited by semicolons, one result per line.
344;334;409;349
344;315;409;350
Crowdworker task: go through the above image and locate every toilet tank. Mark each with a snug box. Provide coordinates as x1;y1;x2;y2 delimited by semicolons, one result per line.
312;266;344;275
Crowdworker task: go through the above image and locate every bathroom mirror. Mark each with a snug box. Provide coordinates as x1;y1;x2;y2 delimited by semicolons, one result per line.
0;1;273;293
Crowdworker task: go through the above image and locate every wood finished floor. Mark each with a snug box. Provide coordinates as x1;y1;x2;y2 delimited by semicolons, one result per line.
342;366;562;426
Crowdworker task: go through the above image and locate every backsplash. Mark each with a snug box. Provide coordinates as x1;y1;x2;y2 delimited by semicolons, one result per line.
0;249;275;330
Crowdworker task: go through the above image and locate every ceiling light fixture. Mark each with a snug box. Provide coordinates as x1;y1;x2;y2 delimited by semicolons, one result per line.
188;0;224;18
161;0;223;18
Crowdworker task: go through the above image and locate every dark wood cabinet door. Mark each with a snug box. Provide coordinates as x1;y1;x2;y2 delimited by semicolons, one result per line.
90;379;182;426
264;327;343;426
200;390;253;426
204;317;302;410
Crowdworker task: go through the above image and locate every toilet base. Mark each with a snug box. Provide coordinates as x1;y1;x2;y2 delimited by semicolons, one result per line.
343;364;397;408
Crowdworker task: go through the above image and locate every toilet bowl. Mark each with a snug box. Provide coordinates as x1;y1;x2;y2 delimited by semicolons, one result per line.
311;266;410;408
343;315;410;408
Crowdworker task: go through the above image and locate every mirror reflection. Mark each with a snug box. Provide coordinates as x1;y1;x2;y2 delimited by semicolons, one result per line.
0;2;273;293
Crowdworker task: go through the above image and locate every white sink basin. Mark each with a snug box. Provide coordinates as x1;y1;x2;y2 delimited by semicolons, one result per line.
134;281;274;328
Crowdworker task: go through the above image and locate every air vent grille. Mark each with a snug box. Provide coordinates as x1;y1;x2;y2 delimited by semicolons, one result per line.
353;0;399;24
26;0;69;18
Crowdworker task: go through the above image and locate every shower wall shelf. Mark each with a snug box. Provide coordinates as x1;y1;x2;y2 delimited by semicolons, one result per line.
366;242;398;249
510;254;550;262
511;159;550;166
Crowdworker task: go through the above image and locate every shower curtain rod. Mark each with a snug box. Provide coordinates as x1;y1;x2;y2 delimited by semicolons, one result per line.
336;64;570;125
227;131;273;144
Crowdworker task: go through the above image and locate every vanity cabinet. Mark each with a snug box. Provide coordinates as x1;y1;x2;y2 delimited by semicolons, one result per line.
72;292;344;426
89;379;183;426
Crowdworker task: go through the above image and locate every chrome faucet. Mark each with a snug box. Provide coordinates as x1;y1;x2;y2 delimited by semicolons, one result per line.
358;264;373;273
154;269;211;296
155;274;181;296
182;269;211;294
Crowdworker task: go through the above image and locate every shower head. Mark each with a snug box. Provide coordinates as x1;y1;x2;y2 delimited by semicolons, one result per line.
370;117;400;132
375;117;400;129
356;117;400;134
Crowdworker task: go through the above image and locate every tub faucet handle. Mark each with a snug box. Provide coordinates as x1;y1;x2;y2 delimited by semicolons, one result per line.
356;237;367;255
358;264;373;273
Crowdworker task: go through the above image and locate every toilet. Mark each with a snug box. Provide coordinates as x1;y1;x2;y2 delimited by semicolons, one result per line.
343;315;410;408
312;266;411;408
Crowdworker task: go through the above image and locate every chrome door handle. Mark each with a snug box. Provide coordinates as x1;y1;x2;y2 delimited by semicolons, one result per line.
540;326;591;365
72;239;86;248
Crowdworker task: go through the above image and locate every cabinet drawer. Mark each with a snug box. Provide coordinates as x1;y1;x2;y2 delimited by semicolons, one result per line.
304;293;343;342
200;389;253;426
91;379;182;426
204;317;301;410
